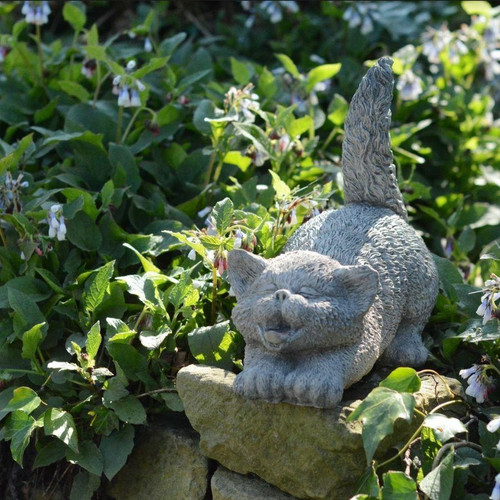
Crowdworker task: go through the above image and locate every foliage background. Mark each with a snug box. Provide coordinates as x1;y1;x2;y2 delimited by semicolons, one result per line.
0;1;499;499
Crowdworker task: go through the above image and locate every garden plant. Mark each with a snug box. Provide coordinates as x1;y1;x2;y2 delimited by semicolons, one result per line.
0;1;498;499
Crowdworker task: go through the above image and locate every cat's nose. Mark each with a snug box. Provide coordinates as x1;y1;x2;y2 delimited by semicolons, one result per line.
274;289;290;302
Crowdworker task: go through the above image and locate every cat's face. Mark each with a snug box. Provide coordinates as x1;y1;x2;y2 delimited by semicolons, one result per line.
227;250;379;353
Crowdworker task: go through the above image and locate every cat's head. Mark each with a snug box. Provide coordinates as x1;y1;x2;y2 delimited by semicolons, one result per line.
227;249;379;353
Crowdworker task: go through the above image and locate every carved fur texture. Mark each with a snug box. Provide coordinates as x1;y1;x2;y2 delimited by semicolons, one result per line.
227;58;439;408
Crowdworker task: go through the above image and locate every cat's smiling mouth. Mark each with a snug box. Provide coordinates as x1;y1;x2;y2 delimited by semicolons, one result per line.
259;322;293;350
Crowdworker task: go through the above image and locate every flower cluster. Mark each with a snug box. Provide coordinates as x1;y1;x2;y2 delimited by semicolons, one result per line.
459;363;496;403
472;14;500;81
22;1;51;26
476;274;500;324
396;70;424;101
492;474;500;500
47;204;67;241
0;172;28;214
81;59;97;79
112;60;146;108
223;84;260;123
242;1;299;26
343;3;379;35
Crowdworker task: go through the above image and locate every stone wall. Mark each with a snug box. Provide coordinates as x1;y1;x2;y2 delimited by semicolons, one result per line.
109;364;462;500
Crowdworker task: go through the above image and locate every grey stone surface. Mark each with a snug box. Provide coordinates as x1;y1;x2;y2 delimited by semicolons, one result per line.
177;365;461;500
211;467;297;500
108;421;208;500
227;57;439;408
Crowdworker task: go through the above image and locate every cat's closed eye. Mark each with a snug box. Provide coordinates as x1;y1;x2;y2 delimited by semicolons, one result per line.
298;286;321;299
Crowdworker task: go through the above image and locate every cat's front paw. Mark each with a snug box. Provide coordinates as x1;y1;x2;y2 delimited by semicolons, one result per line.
284;370;343;408
233;366;285;403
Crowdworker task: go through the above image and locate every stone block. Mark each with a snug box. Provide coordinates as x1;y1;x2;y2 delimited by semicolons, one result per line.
108;420;209;500
211;466;297;500
177;364;461;500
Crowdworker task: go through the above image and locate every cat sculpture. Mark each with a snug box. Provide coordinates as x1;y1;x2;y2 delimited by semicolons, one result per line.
227;57;439;408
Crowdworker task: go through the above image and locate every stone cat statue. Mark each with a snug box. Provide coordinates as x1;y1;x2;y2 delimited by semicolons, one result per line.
227;57;439;408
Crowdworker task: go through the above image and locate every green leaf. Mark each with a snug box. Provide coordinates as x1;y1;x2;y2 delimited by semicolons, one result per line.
418;450;454;500
66;211;103;251
288;115;313;137
269;170;291;200
108;395;147;425
34;97;59;124
258;67;277;98
107;343;151;384
100;424;135;480
305;63;341;93
103;377;129;407
356;464;381;497
0;388;14;422
132;57;169;79
0;133;33;176
461;1;491;15
382;471;417;500
59;81;90;102
188;321;236;370
67;440;104;476
328;93;349;126
5;387;41;415
423;414;467;443
44;408;79;453
109;143;141;193
224;150;252;172
84;44;107;62
82;261;115;314
275;53;300;78
379;367;421;393
432;255;463;301
139;327;171;350
21;322;45;361
33;440;67;469
86;321;101;360
161;392;184;412
47;361;80;372
347;387;415;463
230;57;252;85
8;287;45;333
69;470;101;500
123;242;160;273
4;410;40;465
212;198;234;234
193;99;216;135
63;2;86;31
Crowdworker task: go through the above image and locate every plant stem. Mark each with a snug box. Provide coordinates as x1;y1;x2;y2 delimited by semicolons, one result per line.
137;387;177;398
431;441;482;470
211;266;218;325
35;24;45;87
1;368;41;376
116;106;124;143
133;307;148;332
92;62;102;109
121;107;143;144
212;156;225;185
377;425;423;471
204;150;217;187
0;225;7;247
418;369;455;399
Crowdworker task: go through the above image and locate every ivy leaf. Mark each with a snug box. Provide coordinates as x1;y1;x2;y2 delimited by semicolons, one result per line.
379;367;421;393
4;387;41;415
418;450;454;500
108;395;147;425
212;198;234;234
100;424;135;480
381;471;417;500
347;387;415;463
66;440;104;476
3;410;41;465
69;470;101;500
44;408;79;453
33;440;68;469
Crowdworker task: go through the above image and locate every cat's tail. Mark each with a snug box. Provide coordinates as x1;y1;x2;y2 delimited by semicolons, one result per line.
341;57;407;220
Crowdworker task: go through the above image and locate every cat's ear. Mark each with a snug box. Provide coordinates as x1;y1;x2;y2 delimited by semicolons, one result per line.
333;264;379;317
227;249;268;298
